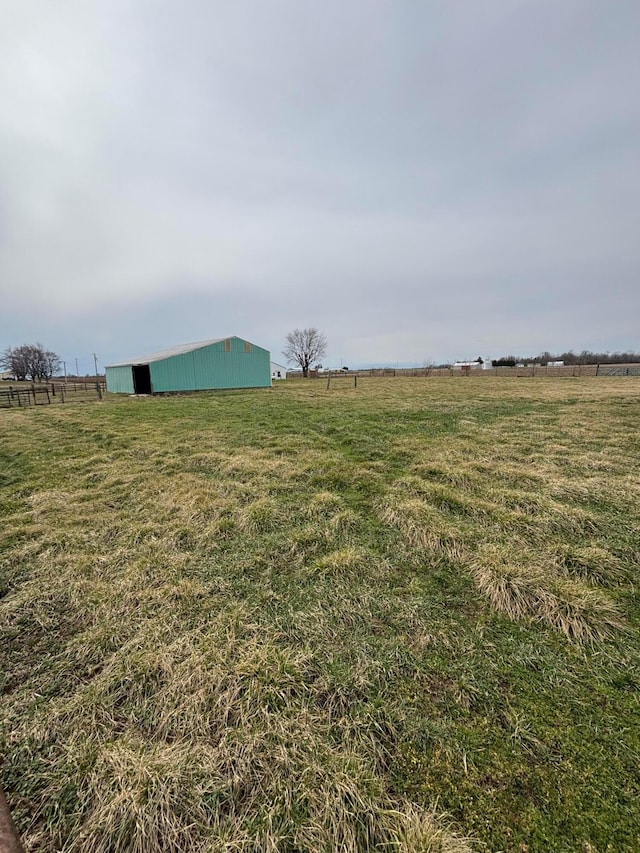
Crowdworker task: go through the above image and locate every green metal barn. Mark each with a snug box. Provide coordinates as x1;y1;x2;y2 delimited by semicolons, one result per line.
105;337;271;394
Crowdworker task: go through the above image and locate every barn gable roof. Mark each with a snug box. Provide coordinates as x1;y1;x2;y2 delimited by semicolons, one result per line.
107;337;246;368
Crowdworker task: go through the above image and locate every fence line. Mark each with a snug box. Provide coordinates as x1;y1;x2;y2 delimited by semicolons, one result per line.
287;364;640;380
0;381;106;409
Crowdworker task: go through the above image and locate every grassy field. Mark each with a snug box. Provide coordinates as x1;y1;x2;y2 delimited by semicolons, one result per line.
1;377;639;851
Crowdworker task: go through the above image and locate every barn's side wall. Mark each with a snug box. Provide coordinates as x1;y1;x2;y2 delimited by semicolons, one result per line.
150;338;271;392
106;365;134;394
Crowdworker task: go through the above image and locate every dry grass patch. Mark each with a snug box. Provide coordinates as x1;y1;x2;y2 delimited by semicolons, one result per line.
380;499;464;562
554;545;629;587
235;497;280;533
304;490;344;518
10;621;471;853
471;545;624;642
312;546;386;580
2;378;640;851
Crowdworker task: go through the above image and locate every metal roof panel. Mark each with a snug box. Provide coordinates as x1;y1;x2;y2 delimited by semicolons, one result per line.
106;338;229;367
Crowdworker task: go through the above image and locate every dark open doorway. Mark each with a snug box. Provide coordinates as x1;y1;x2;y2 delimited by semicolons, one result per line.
132;364;152;394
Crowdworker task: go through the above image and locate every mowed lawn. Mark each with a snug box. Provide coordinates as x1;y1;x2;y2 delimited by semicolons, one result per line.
1;377;639;852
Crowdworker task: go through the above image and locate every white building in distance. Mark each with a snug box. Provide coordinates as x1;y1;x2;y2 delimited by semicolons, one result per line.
271;362;288;380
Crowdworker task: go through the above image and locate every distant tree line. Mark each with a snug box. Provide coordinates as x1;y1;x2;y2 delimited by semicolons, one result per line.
1;344;61;381
492;350;640;367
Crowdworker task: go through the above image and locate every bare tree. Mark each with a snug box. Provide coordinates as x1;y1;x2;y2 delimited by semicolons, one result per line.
283;328;327;378
1;346;27;380
1;344;61;381
38;347;61;380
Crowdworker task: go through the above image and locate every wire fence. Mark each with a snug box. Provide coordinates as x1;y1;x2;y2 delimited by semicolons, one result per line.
287;364;640;380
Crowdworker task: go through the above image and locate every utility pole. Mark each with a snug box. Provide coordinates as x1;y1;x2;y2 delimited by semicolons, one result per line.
93;353;98;378
62;361;67;385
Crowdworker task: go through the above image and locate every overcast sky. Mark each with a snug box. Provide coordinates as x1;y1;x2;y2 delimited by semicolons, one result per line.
1;0;638;371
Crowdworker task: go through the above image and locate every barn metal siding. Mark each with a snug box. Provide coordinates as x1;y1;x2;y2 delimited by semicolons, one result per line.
149;338;271;392
106;365;135;394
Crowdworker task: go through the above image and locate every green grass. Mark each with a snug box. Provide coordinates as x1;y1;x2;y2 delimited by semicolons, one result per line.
1;377;639;851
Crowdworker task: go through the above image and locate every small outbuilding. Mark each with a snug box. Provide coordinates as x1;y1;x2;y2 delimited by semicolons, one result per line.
270;361;288;380
106;337;271;394
453;359;484;370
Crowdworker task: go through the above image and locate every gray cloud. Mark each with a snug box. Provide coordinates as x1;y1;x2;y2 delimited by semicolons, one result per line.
1;0;638;367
